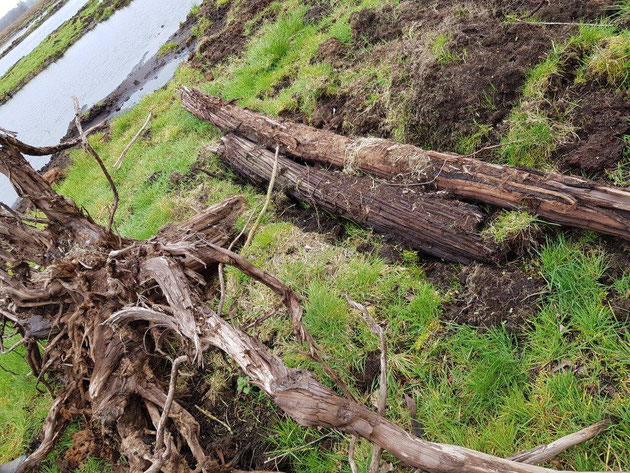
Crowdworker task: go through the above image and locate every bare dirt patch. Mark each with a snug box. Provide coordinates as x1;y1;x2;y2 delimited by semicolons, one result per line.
309;0;615;152
557;87;630;174
440;263;545;330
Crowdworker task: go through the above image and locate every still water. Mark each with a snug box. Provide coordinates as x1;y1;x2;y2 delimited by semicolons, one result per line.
0;0;201;203
0;0;65;56
0;0;91;76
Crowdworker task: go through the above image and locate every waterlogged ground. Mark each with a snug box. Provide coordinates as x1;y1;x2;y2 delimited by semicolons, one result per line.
2;0;630;471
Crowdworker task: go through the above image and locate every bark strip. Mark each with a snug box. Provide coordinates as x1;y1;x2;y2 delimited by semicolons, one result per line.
181;87;630;240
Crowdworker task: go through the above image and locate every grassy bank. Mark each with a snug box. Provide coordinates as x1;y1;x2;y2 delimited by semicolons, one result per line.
2;0;630;471
0;0;131;104
0;0;69;60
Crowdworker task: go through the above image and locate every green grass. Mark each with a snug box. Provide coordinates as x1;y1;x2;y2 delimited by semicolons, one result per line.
0;338;51;463
0;0;132;103
498;25;620;168
7;1;630;471
582;30;630;88
483;211;540;244
158;41;179;57
430;33;462;66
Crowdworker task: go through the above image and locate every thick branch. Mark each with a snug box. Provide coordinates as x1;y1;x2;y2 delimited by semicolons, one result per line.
0;121;106;156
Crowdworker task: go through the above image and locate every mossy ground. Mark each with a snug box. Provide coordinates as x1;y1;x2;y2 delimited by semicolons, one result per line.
2;0;630;471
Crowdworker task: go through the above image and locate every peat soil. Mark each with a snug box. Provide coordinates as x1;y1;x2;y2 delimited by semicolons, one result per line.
309;0;626;177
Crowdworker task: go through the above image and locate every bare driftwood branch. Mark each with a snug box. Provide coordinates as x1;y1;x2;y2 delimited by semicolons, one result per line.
347;298;387;473
0;121;106;156
508;420;612;465
181;87;630;241
146;355;189;473
72;96;118;233
114;112;152;170
348;436;358;473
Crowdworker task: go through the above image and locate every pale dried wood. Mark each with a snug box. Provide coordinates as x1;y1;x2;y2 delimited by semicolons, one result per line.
114;112;152;170
72;96;118;233
508;420;612;465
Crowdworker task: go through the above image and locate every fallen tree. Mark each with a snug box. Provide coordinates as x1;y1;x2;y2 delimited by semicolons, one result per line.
0;129;624;473
181;87;630;241
211;133;497;263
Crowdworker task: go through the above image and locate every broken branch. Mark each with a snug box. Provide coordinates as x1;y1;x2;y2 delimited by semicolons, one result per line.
72;96;118;233
114;112;152;170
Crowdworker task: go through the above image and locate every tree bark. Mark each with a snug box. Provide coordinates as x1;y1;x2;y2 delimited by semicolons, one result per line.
181;87;630;241
214;133;497;263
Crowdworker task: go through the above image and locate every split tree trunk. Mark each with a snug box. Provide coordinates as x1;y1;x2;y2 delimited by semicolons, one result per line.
181;87;630;241
213;133;497;263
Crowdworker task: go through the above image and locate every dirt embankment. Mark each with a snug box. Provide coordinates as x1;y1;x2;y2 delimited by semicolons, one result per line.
307;0;627;178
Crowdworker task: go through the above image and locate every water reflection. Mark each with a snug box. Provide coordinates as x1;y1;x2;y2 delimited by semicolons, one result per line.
0;0;200;204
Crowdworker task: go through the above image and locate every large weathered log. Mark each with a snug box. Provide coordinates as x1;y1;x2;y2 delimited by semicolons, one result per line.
181;87;630;240
214;133;496;262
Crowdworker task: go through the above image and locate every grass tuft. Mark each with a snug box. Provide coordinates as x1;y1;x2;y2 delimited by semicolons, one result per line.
483;211;540;244
430;33;462;66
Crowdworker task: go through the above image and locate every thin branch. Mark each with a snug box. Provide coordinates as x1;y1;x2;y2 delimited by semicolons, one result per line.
113;112;152;170
195;404;233;434
145;355;188;473
0;202;48;224
508;420;612;465
347;298;387;473
0;121;106;156
0;337;25;354
515;19;614;27
216;201;262;317
72;96;118;233
244;144;280;248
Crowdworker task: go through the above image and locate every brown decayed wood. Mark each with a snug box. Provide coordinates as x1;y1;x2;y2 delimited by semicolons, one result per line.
215;133;496;263
181;87;630;241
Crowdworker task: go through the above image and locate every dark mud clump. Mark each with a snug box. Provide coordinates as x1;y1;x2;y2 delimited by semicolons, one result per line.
349;5;400;46
193;0;276;70
308;0;615;151
182;371;280;471
443;263;545;330
352;350;382;394
558;87;630;174
601;239;630;323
